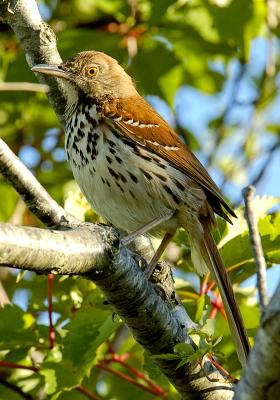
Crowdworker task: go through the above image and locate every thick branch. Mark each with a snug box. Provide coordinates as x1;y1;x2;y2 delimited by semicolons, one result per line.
0;220;234;398
234;282;280;400
0;222;116;275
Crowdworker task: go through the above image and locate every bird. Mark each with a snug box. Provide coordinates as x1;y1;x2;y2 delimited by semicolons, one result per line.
32;50;250;366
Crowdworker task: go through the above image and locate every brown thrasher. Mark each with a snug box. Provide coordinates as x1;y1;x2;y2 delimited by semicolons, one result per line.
32;51;250;366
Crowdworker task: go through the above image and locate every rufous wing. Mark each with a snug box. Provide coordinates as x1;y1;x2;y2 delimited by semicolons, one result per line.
101;95;235;222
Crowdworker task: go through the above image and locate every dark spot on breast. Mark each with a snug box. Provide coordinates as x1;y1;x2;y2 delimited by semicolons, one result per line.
129;190;136;199
128;172;138;183
139;154;151;162
87;116;97;127
77;128;84;139
115;155;122;164
80;120;85;129
158;163;167;169
108;166;119;180
108;140;116;147
140;168;153;180
72;142;78;153
93;133;99;140
106;156;113;164
116;182;124;193
101;177;105;184
152;172;167;181
112;130;121;139
163;184;180;205
119;173;127;183
173;179;185;191
106;179;111;187
109;147;116;155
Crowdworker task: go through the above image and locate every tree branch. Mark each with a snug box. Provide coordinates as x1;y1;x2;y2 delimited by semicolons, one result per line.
234;281;280;400
243;186;268;315
0;82;49;92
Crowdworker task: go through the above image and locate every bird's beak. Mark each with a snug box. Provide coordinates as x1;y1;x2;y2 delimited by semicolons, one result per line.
31;64;72;80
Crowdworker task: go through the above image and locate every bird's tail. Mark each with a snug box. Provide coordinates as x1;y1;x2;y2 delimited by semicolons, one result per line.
188;216;250;367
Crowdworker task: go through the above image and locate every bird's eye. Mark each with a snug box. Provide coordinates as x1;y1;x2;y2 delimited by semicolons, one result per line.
87;67;98;77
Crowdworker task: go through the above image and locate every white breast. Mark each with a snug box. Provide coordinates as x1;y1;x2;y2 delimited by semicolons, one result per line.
65;105;204;235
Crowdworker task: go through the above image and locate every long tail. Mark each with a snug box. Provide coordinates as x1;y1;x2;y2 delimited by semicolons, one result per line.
190;217;250;366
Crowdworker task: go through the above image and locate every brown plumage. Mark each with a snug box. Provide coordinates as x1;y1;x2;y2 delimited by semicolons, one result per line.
32;50;250;366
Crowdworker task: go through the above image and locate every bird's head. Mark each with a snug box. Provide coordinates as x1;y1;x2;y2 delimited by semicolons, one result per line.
32;51;137;102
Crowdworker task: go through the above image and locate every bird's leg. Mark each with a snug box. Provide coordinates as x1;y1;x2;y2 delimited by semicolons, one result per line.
121;211;174;246
144;232;173;278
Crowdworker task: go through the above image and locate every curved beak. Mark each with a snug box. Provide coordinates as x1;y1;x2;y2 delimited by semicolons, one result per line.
31;64;72;80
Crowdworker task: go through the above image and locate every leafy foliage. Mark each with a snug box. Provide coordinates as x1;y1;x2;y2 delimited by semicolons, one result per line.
0;0;280;399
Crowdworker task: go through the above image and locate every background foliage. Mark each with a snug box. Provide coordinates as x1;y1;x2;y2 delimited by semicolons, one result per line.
0;0;280;399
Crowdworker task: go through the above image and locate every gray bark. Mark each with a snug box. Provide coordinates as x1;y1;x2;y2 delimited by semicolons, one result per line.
234;284;280;400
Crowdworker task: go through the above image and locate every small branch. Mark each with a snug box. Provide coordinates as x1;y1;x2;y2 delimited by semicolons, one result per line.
0;281;10;307
75;385;102;400
0;361;38;372
243;186;268;315
0;138;74;227
97;362;165;397
47;274;55;349
0;82;49;92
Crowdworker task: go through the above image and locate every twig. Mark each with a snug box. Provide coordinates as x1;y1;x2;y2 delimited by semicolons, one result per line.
0;82;49;92
243;186;268;315
75;385;102;400
97;362;165;397
47;274;55;349
0;281;10;307
0;361;38;372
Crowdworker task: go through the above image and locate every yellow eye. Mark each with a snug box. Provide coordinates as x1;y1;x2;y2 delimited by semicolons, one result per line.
87;67;98;77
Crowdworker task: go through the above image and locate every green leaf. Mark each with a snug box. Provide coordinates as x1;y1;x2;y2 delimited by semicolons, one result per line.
40;307;119;393
0;182;18;221
200;319;215;338
195;294;205;323
0;305;36;349
148;0;175;25
158;65;184;107
174;343;195;357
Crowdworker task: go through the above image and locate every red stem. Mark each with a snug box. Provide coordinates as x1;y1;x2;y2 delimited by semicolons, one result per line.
107;356;165;394
210;358;238;383
209;307;218;319
0;361;38;372
47;273;55;349
200;273;210;295
97;362;165;397
75;385;102;400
